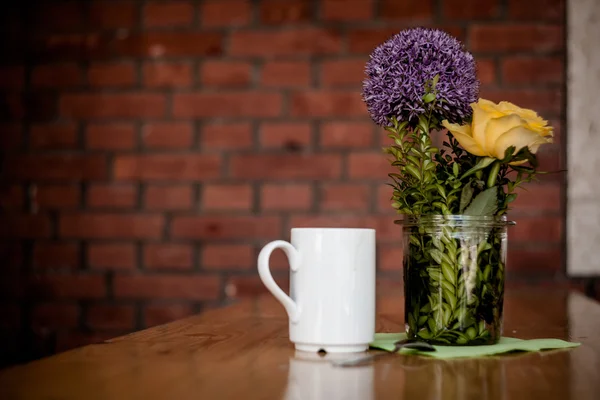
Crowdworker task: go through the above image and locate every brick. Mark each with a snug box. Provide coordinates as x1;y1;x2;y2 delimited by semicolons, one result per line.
511;184;561;213
142;122;194;149
3;155;106;181
0;185;23;210
322;0;374;21
33;243;79;270
172;216;281;239
61;94;165;119
510;216;562;243
378;245;403;271
86;123;136;150
201;61;252;88
114;275;221;300
1;215;52;238
88;243;136;270
231;154;342;179
0;123;22;150
59;213;164;239
470;25;563;53
259;0;311;24
202;122;253;150
443;0;500;18
145;185;194;210
261;184;312;211
261;61;310;87
203;184;253;211
321;59;365;87
143;1;195;27
29;2;86;31
0;66;24;89
30;123;78;149
173;92;282;118
115;32;222;57
32;64;82;87
143;244;193;270
508;0;564;20
348;26;465;54
87;184;137;208
30;33;113;62
291;91;366;117
289;215;400;242
143;304;195;327
143;62;192;88
348;153;394;179
35;185;80;209
259;122;311;150
501;57;563;85
377;184;396;213
380;0;433;19
230;28;342;57
89;2;137;28
88;304;135;330
225;275;289;298
114;154;221;181
201;0;251;27
479;88;562;116
88;63;136;87
32;304;79;329
508;247;562;273
201;244;254;270
321;184;370;211
319;121;374;148
28;275;105;299
477;59;497;86
2;93;24;120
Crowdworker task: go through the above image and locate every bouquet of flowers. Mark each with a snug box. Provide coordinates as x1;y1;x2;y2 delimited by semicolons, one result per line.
363;28;553;345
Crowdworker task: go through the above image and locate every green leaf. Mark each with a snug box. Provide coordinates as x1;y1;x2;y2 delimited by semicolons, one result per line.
429;249;444;264
432;74;440;88
404;165;421;180
461;157;496;180
423;93;436;103
506;193;518;203
459;182;474;213
463;187;498;216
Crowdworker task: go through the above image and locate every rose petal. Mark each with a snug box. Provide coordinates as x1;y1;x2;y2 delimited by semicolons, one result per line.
471;102;498;155
442;121;487;157
485;114;526;155
492;126;553;159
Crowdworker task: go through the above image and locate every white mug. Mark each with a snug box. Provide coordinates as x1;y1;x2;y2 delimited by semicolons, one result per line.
258;228;376;353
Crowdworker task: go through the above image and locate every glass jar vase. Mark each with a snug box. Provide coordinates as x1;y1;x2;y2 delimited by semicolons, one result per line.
400;215;513;345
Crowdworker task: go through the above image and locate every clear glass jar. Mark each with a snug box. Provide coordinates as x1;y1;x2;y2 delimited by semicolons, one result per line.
400;215;513;345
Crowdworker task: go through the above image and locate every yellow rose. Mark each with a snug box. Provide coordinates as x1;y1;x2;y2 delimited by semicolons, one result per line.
442;99;553;160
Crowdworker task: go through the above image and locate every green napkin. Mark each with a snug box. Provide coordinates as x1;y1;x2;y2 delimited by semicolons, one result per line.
371;333;580;359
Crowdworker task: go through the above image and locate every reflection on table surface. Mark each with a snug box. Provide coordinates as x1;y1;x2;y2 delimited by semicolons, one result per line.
0;289;598;400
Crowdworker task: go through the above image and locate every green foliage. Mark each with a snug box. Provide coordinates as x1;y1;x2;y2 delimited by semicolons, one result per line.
383;87;542;218
404;224;505;345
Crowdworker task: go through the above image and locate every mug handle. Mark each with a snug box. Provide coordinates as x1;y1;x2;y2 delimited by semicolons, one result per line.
258;240;301;323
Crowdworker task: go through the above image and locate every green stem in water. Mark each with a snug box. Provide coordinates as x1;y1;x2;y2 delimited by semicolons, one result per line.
487;162;501;188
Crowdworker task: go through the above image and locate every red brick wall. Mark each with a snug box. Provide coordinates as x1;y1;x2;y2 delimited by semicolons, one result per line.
0;0;566;363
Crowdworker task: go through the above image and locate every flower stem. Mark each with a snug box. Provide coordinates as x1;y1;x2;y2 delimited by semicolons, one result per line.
486;162;501;188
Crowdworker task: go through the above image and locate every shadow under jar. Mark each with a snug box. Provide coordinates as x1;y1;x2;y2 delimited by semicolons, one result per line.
400;215;514;345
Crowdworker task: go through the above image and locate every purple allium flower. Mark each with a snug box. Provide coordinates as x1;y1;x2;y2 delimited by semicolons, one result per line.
362;28;479;127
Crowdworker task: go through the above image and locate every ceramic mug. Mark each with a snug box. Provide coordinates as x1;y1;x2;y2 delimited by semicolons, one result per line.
258;228;376;353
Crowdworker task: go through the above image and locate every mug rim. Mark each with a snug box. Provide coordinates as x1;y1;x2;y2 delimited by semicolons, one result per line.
291;227;376;232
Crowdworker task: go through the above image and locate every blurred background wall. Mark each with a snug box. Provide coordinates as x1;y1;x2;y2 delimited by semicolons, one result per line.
0;0;580;365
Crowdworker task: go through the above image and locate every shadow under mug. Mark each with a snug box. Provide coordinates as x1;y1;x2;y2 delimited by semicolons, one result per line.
258;227;376;353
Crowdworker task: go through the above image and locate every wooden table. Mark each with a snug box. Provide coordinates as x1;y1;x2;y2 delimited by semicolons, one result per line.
1;289;599;399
